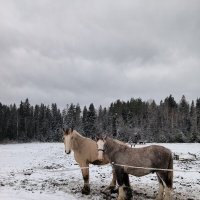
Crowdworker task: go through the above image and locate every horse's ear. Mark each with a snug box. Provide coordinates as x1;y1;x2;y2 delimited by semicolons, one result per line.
63;128;65;133
103;135;107;140
95;136;99;141
70;127;74;133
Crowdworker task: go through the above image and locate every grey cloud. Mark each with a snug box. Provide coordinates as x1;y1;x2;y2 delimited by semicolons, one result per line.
0;0;200;108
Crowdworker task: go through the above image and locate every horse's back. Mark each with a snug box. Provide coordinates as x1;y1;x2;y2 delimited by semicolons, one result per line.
112;144;172;169
110;144;172;178
132;144;172;157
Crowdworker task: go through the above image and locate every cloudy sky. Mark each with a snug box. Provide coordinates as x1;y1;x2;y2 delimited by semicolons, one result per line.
0;0;200;108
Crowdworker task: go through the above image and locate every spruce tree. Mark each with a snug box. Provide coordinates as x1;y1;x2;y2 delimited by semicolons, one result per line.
196;98;200;141
75;104;82;131
178;95;190;141
190;101;197;141
87;103;97;138
82;106;88;136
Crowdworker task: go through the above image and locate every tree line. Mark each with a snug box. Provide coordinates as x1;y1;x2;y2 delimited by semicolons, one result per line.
0;95;200;143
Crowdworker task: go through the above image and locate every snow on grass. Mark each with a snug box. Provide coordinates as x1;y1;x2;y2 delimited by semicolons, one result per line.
0;143;200;200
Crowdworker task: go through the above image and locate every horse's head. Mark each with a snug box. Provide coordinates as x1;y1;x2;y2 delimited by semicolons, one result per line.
96;135;107;162
63;128;74;154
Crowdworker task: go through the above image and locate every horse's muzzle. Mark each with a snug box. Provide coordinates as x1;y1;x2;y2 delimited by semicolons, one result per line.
98;158;103;162
98;149;105;152
65;150;71;154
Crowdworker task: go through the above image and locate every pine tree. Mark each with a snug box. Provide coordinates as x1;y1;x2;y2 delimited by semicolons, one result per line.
51;103;62;141
196;98;200;141
0;103;3;140
18;101;25;140
7;104;18;140
39;103;47;141
178;95;190;141
111;113;118;137
146;100;158;142
66;103;75;128
75;104;82;131
2;105;11;140
189;101;197;141
102;107;110;133
33;105;40;140
97;105;103;132
24;99;30;138
162;95;178;142
82;106;88;136
86;103;97;138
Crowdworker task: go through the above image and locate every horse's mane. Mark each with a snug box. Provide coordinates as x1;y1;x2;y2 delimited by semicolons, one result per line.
106;137;129;152
73;130;86;139
113;139;127;146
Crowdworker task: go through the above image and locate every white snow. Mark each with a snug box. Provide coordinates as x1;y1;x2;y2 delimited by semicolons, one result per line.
0;142;200;200
0;188;77;200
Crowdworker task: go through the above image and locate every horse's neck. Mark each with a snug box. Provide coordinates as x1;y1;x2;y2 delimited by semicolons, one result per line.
71;132;85;151
105;138;119;157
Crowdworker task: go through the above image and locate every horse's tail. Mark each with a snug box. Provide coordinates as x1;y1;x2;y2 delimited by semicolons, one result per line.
166;153;173;189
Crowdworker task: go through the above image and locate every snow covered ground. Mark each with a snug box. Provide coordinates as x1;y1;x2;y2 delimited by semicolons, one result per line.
0;143;200;200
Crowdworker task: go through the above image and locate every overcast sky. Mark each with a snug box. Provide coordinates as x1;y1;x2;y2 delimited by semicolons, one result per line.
0;0;200;108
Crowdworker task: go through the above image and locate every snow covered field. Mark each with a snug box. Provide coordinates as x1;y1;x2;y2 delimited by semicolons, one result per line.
0;143;200;200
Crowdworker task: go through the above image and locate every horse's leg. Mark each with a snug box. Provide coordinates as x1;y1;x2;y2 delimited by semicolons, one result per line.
80;163;90;195
163;186;172;200
163;158;173;200
163;170;173;200
114;167;129;200
123;172;132;199
156;172;164;200
108;167;117;190
123;172;130;187
108;170;131;194
156;171;172;200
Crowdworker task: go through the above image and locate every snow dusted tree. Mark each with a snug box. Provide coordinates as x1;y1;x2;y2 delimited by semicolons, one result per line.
178;95;190;141
159;95;178;142
33;104;40;140
146;100;159;142
86;103;97;138
165;95;178;131
62;104;68;127
189;100;197;142
82;106;88;136
1;95;200;143
65;103;75;127
109;103;117;137
6;104;18;140
17;99;34;141
97;105;103;133
196;98;200;141
74;104;82;131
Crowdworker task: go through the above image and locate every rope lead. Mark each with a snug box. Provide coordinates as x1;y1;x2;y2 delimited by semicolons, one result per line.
10;163;200;174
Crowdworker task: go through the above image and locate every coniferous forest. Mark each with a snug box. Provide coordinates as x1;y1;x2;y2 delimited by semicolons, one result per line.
0;95;200;143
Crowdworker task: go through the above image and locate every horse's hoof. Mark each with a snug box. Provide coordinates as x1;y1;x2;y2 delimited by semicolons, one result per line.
101;185;118;195
124;187;133;200
81;186;90;195
110;187;118;194
117;187;133;200
106;185;117;193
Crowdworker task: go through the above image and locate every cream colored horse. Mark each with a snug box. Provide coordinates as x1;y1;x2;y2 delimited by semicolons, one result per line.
63;128;117;195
